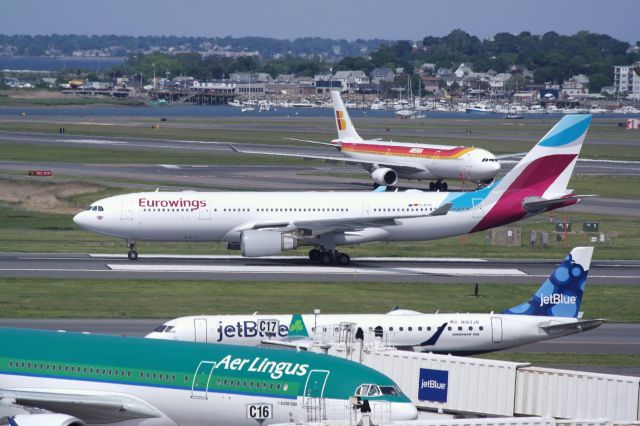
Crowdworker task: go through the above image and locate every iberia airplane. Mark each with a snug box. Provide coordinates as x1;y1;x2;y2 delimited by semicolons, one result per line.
0;328;417;425
73;114;592;263
229;90;502;190
147;247;602;355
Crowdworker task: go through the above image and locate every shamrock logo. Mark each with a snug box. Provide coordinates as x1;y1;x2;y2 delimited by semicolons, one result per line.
290;320;304;332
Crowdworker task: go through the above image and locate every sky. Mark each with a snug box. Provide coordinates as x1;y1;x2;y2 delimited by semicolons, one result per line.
2;0;639;44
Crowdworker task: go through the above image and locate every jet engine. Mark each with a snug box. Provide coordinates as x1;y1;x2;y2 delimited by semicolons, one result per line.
240;230;297;257
370;168;398;186
10;414;86;426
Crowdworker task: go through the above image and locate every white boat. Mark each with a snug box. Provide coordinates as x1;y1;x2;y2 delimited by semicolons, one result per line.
395;109;415;119
290;100;313;108
465;103;495;114
227;100;242;107
241;106;255;112
588;107;608;114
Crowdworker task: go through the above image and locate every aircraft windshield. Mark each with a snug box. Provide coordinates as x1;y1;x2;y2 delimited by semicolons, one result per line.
153;325;167;332
380;386;401;395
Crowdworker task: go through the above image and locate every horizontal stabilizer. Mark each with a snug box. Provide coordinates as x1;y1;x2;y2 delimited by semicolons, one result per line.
521;195;594;213
540;319;603;334
495;152;527;160
259;338;315;351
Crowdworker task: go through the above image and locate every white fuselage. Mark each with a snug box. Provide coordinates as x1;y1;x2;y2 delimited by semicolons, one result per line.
73;190;490;246
147;312;581;355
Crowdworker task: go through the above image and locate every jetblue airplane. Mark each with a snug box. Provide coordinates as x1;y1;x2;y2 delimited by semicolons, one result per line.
147;247;601;355
73;115;592;263
230;90;502;189
0;328;417;425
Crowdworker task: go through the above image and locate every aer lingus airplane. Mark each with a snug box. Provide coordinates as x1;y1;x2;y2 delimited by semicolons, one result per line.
0;328;417;425
148;247;602;355
230;90;502;190
73;114;592;264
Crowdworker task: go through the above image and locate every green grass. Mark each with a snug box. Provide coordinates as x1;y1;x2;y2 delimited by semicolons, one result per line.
0;116;637;161
0;278;636;320
478;353;640;367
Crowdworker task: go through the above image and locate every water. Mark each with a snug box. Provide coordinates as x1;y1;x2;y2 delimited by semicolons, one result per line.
0;104;637;120
0;56;125;72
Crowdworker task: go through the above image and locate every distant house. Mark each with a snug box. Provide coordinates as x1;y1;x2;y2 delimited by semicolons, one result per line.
561;74;590;98
613;62;640;97
370;67;395;85
421;75;441;93
333;70;370;90
455;63;474;78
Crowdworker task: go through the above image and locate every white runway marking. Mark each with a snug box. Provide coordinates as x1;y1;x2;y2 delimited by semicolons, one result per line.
90;254;487;262
159;164;181;169
107;264;525;276
55;139;127;145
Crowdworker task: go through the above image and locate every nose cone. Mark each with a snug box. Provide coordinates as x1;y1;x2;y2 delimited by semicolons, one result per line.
73;211;87;228
390;402;419;421
145;332;169;340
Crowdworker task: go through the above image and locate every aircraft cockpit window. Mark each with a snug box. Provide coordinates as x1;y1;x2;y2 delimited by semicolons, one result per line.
380;386;400;396
164;326;175;333
85;205;93;210
97;206;104;211
355;384;370;396
153;325;167;332
367;385;381;396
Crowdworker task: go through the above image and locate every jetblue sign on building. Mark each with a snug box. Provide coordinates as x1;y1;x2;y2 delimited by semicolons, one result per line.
418;368;448;402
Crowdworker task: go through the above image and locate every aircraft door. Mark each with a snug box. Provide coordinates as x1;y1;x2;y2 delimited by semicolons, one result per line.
194;318;208;343
191;361;215;399
198;200;211;220
362;202;370;216
472;198;484;219
121;200;134;220
304;370;329;398
491;317;503;343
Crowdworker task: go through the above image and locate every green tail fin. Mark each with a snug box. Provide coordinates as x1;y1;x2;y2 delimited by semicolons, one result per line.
288;314;309;338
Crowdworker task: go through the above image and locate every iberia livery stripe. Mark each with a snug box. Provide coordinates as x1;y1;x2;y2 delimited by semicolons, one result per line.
340;142;475;160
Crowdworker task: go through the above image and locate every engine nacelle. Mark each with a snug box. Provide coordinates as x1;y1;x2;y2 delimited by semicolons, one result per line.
241;230;297;257
11;414;86;426
370;167;398;186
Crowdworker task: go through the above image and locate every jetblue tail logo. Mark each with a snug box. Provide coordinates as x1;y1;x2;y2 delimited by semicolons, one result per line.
504;247;593;318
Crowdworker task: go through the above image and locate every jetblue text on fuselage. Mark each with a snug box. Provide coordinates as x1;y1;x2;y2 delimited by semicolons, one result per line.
539;294;577;307
217;321;289;342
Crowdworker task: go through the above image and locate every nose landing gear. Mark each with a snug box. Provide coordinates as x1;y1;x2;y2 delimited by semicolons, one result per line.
127;240;138;260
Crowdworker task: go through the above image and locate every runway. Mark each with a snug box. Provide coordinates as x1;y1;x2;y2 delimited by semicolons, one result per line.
1;252;638;283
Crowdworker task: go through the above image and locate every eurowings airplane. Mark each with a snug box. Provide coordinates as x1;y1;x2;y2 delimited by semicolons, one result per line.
147;247;601;355
73;114;592;263
0;328;417;425
229;90;501;189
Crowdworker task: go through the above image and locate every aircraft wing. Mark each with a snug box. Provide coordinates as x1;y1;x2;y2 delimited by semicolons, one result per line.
0;389;162;424
227;143;428;174
540;319;603;334
233;203;452;236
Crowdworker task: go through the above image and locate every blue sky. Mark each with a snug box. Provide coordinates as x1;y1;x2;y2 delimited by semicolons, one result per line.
3;0;639;43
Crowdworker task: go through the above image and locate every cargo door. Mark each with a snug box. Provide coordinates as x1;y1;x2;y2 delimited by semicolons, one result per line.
191;361;215;399
194;318;208;343
121;200;134;220
491;317;503;343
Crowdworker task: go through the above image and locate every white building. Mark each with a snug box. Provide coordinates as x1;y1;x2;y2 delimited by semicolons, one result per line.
332;70;369;90
561;74;590;98
614;62;640;98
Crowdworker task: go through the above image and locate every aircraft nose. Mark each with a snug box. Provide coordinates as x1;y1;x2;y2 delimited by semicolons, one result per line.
390;402;419;420
73;211;86;227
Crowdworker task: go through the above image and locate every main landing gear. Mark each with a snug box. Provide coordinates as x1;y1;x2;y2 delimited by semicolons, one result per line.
429;180;448;191
309;248;351;266
127;240;138;260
